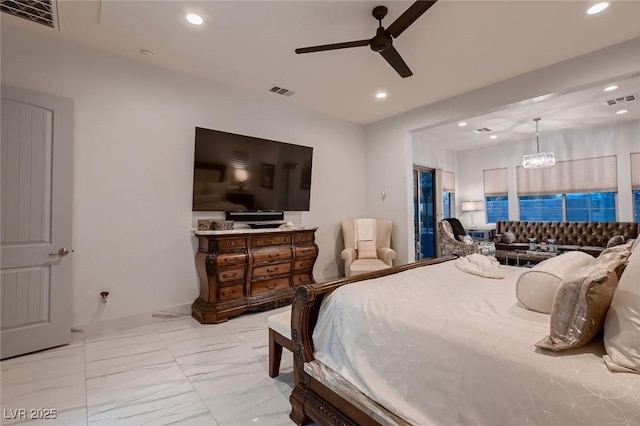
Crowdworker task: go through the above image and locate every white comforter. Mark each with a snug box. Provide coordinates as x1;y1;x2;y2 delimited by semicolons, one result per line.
312;260;640;426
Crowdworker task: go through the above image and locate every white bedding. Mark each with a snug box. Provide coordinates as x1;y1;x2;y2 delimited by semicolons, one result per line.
312;260;640;426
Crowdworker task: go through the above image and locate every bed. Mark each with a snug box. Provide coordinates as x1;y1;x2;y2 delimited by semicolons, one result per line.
289;253;640;426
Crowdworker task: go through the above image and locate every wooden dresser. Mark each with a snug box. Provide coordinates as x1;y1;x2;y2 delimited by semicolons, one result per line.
192;227;318;323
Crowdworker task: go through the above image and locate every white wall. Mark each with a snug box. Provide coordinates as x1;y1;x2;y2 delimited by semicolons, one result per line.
456;120;640;226
1;27;367;326
365;38;640;265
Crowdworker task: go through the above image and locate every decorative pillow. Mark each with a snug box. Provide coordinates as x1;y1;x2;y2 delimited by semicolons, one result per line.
603;245;640;374
600;240;634;258
357;240;377;259
516;251;593;314
461;235;475;245
501;231;516;244
536;254;624;351
606;234;625;248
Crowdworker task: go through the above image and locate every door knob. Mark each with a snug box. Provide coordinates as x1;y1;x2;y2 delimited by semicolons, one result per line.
49;248;70;256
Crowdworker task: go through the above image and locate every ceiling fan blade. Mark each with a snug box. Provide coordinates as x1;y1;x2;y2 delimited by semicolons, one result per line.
379;46;413;78
386;0;438;38
295;39;370;54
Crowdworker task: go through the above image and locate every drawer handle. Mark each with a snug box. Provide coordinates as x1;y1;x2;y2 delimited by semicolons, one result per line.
299;262;310;268
229;241;236;246
224;258;238;264
265;284;277;290
266;267;279;273
298;275;310;283
222;272;238;279
268;253;280;259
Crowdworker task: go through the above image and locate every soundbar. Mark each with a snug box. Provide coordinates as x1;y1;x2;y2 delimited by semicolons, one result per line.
225;210;285;228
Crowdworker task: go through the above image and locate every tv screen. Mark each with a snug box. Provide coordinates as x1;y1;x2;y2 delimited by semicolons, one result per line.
193;127;313;212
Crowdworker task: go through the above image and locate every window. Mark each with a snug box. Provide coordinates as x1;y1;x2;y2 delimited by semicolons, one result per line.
486;195;508;223
634;190;640;222
484;168;508;223
519;192;616;222
519;195;563;221
566;192;616;222
443;192;452;219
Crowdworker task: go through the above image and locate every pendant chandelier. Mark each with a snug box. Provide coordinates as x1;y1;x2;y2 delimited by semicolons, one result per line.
522;117;555;168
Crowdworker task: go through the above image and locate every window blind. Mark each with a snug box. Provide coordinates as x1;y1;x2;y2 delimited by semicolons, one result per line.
484;168;508;196
442;171;455;192
516;155;617;195
631;153;640;190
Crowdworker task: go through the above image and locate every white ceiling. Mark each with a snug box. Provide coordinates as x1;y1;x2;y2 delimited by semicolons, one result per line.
415;73;640;151
2;0;640;128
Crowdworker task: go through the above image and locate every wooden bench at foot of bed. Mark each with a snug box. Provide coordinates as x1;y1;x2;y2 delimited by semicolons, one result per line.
288;256;455;426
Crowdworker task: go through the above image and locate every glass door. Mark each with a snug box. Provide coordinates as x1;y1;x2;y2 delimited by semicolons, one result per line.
413;167;436;259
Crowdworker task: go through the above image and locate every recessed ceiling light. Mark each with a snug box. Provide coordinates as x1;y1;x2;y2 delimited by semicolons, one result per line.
375;92;387;99
458;122;467;127
604;85;618;92
587;2;609;15
490;135;498;140
186;13;203;25
616;109;628;115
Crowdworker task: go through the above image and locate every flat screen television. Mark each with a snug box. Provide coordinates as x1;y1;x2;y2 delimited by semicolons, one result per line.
193;127;313;212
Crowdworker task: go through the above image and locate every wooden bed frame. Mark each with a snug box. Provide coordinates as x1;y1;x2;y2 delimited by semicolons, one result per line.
289;256;455;426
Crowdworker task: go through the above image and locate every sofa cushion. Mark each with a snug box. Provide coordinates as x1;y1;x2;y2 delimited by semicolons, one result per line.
607;234;626;248
501;231;516;244
516;251;594;314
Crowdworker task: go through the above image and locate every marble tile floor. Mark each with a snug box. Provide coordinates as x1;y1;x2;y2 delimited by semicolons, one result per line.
0;306;302;425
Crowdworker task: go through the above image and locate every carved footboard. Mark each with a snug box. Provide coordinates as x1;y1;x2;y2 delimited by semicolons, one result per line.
289;256;455;426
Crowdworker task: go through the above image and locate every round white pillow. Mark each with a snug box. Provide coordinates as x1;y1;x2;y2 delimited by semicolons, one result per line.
516;251;594;314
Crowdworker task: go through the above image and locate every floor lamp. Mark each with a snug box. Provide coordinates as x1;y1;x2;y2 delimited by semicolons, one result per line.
461;201;483;226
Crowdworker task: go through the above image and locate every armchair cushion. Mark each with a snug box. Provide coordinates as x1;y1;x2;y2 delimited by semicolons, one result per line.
357;240;378;259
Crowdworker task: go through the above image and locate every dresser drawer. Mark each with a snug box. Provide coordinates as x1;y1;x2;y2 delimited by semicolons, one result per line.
252;235;291;247
292;273;313;285
251;278;289;296
218;284;244;300
293;232;314;244
252;262;291;279
218;238;246;250
216;253;246;267
293;259;314;271
252;248;292;263
295;246;317;258
217;268;246;283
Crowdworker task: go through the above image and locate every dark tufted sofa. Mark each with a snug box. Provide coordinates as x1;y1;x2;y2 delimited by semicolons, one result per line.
495;220;640;258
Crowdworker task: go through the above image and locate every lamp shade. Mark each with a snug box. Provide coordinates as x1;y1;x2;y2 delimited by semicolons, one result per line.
461;201;483;212
234;169;248;181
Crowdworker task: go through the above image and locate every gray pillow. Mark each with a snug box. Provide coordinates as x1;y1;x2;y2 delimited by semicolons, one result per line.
607;235;625;248
502;231;516;244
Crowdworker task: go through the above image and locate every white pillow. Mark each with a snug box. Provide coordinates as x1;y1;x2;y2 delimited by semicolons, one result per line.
516;251;594;314
603;245;640;374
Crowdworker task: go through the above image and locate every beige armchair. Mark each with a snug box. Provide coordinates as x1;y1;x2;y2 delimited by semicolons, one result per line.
438;219;495;257
341;219;396;277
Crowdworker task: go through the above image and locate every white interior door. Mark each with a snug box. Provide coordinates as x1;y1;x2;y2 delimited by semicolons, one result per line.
1;85;73;359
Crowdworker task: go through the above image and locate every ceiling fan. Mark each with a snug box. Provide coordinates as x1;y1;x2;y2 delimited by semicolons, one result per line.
295;0;438;78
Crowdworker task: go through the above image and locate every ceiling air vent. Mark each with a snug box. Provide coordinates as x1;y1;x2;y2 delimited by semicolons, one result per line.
1;0;58;29
606;94;637;106
473;127;492;133
269;86;295;97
